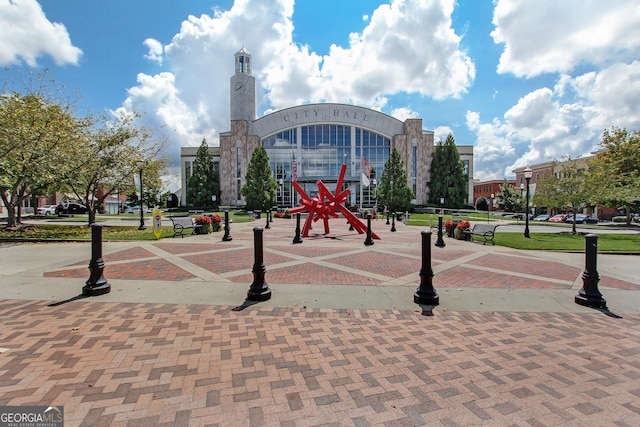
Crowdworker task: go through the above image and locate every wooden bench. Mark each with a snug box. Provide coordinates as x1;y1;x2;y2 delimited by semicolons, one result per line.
169;216;201;238
464;223;499;245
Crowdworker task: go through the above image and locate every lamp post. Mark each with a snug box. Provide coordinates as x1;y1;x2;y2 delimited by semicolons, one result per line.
488;193;494;223
137;161;146;230
524;167;532;238
520;183;525;221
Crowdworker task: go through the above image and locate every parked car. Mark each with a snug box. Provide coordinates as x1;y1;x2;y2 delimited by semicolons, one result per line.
37;205;57;215
565;214;589;224
124;205;152;214
585;215;599;224
549;214;569;223
55;203;88;215
533;214;550;221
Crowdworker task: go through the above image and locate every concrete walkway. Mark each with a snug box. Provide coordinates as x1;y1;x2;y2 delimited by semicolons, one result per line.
1;218;639;426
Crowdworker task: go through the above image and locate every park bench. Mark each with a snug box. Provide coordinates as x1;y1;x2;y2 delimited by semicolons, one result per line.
464;223;499;245
169;216;201;238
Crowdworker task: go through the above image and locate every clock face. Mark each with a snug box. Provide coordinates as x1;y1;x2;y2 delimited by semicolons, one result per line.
234;81;246;93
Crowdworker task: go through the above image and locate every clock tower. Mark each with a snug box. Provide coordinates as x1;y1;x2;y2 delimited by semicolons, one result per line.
230;47;256;123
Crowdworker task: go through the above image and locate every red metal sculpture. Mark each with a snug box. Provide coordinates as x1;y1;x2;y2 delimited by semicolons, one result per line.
289;164;380;239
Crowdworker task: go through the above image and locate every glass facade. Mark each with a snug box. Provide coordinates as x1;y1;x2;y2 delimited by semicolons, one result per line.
263;125;390;207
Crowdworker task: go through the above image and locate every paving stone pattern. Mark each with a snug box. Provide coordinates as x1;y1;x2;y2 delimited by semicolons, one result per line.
0;300;639;426
3;219;640;426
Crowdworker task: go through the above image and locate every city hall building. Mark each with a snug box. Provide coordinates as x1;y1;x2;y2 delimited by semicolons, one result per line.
181;48;474;208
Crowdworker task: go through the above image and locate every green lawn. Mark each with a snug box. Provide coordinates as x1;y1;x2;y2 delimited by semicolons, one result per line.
405;213;639;252
476;232;640;252
0;224;175;241
0;210;254;241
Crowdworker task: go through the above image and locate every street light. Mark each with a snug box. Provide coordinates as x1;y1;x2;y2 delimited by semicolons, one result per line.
488;193;494;223
520;183;525;223
524;166;532;238
137;161;146;230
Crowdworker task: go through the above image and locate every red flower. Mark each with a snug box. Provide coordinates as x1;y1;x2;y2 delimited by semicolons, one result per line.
195;215;212;225
211;214;222;223
444;220;454;230
456;221;471;229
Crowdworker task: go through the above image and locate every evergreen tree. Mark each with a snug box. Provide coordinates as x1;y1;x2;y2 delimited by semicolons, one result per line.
186;139;219;207
376;147;414;212
240;145;277;211
428;134;467;208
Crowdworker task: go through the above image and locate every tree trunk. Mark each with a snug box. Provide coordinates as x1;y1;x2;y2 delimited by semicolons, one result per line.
88;208;96;225
1;191;22;228
5;207;17;228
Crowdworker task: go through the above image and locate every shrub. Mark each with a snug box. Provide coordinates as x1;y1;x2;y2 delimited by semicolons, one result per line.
444;220;455;231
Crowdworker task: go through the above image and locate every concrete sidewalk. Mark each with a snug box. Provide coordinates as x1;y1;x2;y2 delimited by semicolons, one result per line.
1;218;639;426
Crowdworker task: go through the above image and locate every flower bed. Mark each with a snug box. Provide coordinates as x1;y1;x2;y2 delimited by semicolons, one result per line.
273;210;291;219
194;216;212;234
210;214;222;232
455;221;471;240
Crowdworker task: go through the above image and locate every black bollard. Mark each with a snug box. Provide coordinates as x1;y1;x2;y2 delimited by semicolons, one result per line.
391;213;396;232
247;227;272;301
386;212;390;225
222;210;233;241
575;234;606;308
293;213;303;244
414;230;439;305
364;214;374;246
435;214;446;248
83;224;111;296
265;209;271;229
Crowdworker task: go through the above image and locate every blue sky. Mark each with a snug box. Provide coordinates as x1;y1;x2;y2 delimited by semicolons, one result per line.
2;0;640;191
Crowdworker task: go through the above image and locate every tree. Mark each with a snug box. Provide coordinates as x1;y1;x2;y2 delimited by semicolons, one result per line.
495;180;524;213
376;147;414;212
240;145;277;211
186;139;219;207
586;127;640;224
126;158;167;210
0;69;88;228
59;111;166;224
428;134;467;208
533;157;590;234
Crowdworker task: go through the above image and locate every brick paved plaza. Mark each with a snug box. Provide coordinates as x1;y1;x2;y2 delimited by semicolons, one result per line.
1;218;639;426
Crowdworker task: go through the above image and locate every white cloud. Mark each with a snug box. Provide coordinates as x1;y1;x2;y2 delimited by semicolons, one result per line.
433;126;453;143
466;68;632;181
119;0;475;166
390;107;418;122
569;61;640;130
143;38;164;65
0;0;82;66
491;0;640;77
